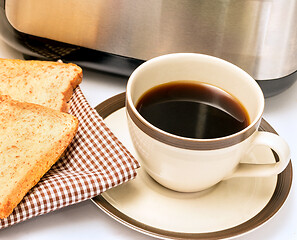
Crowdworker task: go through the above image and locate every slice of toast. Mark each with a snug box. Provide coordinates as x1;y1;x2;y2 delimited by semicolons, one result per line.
0;95;78;219
0;58;82;112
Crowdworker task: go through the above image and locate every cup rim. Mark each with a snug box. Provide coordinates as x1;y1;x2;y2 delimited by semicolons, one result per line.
126;53;264;150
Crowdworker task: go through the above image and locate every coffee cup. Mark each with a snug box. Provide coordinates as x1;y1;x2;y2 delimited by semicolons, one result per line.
125;53;290;192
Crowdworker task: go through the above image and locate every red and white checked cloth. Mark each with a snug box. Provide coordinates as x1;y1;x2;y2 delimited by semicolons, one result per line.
0;86;140;229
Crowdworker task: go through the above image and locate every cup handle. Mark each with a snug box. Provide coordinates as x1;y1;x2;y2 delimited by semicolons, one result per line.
224;131;290;179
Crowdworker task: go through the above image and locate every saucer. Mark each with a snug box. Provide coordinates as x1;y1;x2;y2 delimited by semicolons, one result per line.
92;93;292;239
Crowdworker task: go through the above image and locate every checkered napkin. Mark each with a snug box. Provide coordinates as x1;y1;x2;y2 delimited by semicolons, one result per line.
0;86;140;229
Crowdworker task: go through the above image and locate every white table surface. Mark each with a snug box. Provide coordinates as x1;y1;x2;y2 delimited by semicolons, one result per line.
0;39;296;240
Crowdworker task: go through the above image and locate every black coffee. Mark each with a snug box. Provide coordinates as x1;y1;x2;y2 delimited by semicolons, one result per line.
136;81;250;139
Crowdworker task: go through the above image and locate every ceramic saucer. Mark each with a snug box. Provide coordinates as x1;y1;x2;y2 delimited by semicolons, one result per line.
92;93;292;240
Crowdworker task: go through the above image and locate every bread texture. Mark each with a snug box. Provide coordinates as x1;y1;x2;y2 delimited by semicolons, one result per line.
0;96;78;219
0;58;82;112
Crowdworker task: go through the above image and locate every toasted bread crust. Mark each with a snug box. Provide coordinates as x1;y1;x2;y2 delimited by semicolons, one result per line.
0;58;82;112
0;97;78;219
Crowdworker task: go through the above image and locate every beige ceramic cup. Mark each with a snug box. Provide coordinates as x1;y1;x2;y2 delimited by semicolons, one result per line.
125;53;290;192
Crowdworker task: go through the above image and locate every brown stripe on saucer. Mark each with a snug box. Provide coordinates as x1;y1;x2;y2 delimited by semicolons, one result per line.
95;93;126;119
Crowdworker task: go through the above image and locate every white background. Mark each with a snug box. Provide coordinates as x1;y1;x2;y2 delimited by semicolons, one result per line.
0;39;296;240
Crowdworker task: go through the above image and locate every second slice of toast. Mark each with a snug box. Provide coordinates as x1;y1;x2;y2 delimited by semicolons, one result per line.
0;58;82;112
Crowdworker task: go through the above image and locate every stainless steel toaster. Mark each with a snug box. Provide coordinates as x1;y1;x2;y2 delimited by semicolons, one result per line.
1;0;297;97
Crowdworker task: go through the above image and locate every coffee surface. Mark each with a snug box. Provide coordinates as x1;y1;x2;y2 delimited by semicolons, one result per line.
136;81;250;139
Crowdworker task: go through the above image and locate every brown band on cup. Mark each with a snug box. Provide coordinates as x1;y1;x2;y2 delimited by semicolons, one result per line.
126;100;261;150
